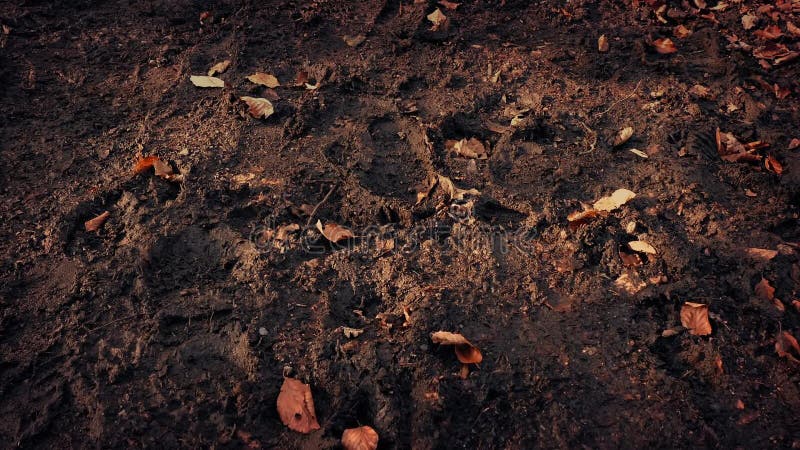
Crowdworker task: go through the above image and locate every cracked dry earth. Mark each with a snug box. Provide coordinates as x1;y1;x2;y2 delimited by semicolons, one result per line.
1;0;800;448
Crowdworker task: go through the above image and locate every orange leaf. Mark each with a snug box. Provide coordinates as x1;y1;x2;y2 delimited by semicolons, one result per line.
652;38;677;54
85;211;110;232
674;25;692;39
745;248;777;261
316;220;355;243
240;96;274;119
755;278;784;311
341;426;379;450
789;138;800;150
765;155;783;175
431;331;483;364
680;302;712;336
276;377;320;434
133;155;159;174
775;331;800;363
754;24;783;40
438;0;460;10
246;72;280;88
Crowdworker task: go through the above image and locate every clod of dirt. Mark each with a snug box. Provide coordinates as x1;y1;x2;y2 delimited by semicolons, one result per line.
341;426;379;450
452;138;488;159
431;331;482;364
680;302;712;336
614;271;646;296
343;35;366;47
189;75;225;88
240;97;274;119
776;331;800;363
207;60;231;76
246;73;280;88
85;211;110;232
316;220;355;243
276;377;321;434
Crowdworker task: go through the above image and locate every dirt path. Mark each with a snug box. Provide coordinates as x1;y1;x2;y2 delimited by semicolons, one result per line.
1;0;799;448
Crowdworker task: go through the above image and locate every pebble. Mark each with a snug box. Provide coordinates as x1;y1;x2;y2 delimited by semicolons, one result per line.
258;327;268;336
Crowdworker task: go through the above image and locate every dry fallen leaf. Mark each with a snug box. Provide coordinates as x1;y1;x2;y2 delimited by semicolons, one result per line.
437;175;480;201
745;248;778;261
754;24;783;40
240;96;274;119
438;0;459;10
190;75;225;88
674;24;692;39
652;38;677;54
427;8;447;30
567;208;601;230
774;84;791;99
343;327;364;339
755;278;784;312
741;14;758;30
598;34;609;52
246;72;280;88
341;426;379;450
343;35;366;47
680;302;712;336
629;148;648;158
593;189;636;212
787;21;800;38
207;60;231;76
628;240;657;255
789;138;800;150
134;156;182;182
133;155;159;174
431;331;483;364
85;211;110;232
765;155;783;174
316;220;355;243
276;377;320;434
613;126;634;147
453;138;487;159
715;128;763;163
614;271;647;295
689;84;713;99
775;331;800;363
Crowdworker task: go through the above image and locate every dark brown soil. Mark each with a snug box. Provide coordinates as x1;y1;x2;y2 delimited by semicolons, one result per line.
2;0;800;448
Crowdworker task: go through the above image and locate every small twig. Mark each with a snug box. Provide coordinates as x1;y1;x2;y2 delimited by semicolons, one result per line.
305;183;338;228
596;79;643;117
577;120;597;154
86;313;146;334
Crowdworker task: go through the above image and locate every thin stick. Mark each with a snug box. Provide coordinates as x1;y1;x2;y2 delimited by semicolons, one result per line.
596;80;643;117
305;183;338;228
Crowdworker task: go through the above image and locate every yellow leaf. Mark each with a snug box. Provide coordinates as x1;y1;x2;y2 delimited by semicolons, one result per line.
207;60;231;76
593;189;636;212
240;96;274;119
247;72;280;88
190;75;225;88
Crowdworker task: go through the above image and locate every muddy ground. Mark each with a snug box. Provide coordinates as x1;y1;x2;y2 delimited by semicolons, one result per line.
1;0;800;448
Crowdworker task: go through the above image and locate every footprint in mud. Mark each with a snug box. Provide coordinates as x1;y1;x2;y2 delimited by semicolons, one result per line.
359;117;428;201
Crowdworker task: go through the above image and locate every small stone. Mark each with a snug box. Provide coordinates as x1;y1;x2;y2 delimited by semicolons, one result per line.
420;344;429;351
625;221;636;234
258;327;268;336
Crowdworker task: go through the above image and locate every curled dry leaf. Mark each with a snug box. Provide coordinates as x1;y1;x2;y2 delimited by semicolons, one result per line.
134;156;182;182
133;155;159;174
190;75;225;88
775;331;800;363
438;0;459;10
680;302;712;336
240;96;274;119
316;220;355;243
567;208;600;230
745;248;777;261
628;240;657;254
629;148;648;158
341;426;379;450
754;24;783;40
715;128;763;163
343;34;366;47
85;211;110;232
755;278;784;312
765;155;783;174
652;38;677;54
598;34;609;52
674;24;692;39
430;331;483;364
427;8;447;30
453;138;487;159
789;138;800;150
247;72;280;88
613;126;634;147
207;60;231;76
276;377;321;434
787;21;800;37
593;188;636;212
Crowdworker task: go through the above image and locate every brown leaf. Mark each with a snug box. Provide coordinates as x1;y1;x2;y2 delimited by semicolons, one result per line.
753;24;783;40
688;84;713;99
680;302;712;336
437;175;480;201
787;21;800;37
593;189;636;212
190;75;225;88
789;138;800;150
453;138;487;159
207;60;231;76
343;35;366;47
619;248;643;267
755;278;784;311
598;34;609;52
674;25;692;39
774;84;791;99
240;97;274;119
316;220;355;243
567;208;601;230
775;331;800;363
652;38;677;54
133;155;159;174
431;331;483;364
613;126;634;147
85;211;110;232
246;72;280;88
438;0;460;10
741;14;758;30
341;426;379;450
614;271;647;296
427;8;447;30
745;248;778;261
753;42;790;60
765;155;783;174
276;377;321;434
